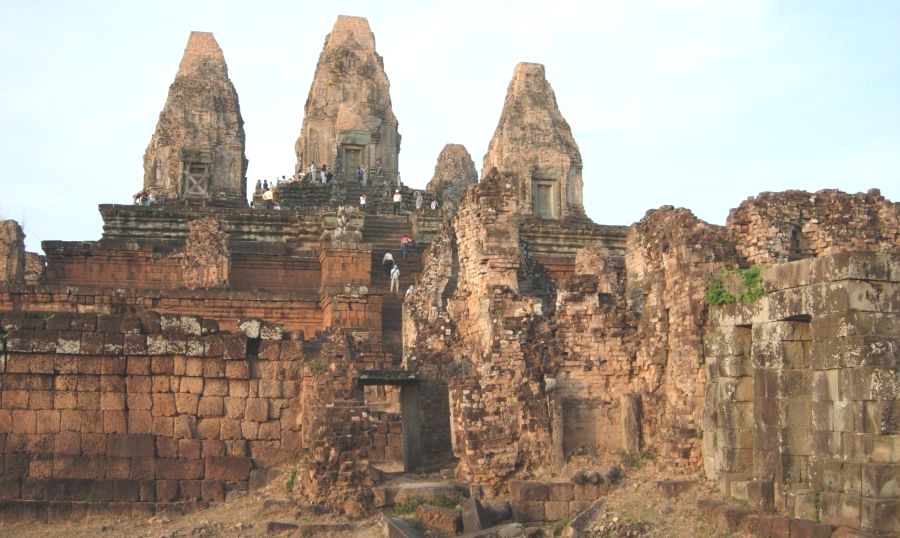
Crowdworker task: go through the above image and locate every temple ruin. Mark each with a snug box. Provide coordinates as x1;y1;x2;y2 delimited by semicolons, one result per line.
0;16;897;537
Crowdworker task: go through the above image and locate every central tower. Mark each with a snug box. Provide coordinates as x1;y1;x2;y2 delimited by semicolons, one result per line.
295;16;401;185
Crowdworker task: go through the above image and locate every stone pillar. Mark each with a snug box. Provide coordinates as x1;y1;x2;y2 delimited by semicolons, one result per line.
620;394;642;454
0;220;26;286
400;384;423;472
751;320;813;512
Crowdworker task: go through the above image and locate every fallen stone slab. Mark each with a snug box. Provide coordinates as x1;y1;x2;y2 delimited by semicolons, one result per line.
462;497;488;533
562;498;605;538
266;520;299;533
297;522;352;535
373;481;469;507
381;513;426;538
460;522;526;538
416;503;462;534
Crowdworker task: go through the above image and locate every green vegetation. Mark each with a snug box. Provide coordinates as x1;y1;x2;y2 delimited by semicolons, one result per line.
552;515;573;536
307;359;327;375
285;469;297;497
705;267;766;306
616;448;655;470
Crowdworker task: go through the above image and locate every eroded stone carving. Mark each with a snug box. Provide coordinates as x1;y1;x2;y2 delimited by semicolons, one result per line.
483;62;584;219
178;217;230;289
143;32;247;206
295;16;401;185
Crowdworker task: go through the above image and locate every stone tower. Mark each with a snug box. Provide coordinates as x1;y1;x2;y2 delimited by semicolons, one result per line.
143;31;247;207
426;144;478;215
483;63;584;219
295;16;401;185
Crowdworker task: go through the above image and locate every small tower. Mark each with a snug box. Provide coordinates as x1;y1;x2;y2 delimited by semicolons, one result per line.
483;63;584;219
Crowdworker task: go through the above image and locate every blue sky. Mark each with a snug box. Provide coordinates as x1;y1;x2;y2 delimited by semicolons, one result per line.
1;0;898;253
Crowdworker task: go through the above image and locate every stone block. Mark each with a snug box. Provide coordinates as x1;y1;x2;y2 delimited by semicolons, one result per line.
462;497;487;533
245;398;269;422
106;434;156;458
861;463;898;498
510;500;544;522
860;497;898;535
222;335;247;360
156;479;178;502
819;492;861;529
179;479;202;500
546;482;574;502
790;518;834;538
201;480;225;502
204;456;253;481
416;504;462;534
156;458;203;480
509;480;549;502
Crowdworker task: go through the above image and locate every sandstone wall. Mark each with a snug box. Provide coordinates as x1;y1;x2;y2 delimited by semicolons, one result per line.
703;252;899;535
726;189;899;264
0;312;302;505
0;286;325;336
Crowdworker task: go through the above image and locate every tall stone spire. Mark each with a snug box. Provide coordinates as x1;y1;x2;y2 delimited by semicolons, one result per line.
295;16;401;185
143;31;247;206
482;63;584;219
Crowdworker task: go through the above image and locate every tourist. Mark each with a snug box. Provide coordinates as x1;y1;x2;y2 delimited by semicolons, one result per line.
146;189;156;205
361;166;368;186
263;179;269;191
415;191;423;211
390;264;400;294
430;198;438;211
310;161;317;179
400;234;410;259
356;166;364;186
405;285;414;298
320;164;328;184
360;193;367;210
263;187;274;209
382;252;394;277
133;189;146;205
392;189;402;215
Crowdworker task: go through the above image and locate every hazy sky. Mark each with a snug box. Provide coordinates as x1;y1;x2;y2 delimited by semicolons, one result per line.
1;1;898;253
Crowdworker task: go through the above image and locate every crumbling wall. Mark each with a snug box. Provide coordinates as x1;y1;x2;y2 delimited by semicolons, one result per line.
726;189;900;264
0;220;26;286
291;330;383;516
407;170;554;491
624;207;738;465
0;311;303;505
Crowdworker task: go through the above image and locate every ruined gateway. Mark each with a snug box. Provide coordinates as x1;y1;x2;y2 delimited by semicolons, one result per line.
0;16;897;536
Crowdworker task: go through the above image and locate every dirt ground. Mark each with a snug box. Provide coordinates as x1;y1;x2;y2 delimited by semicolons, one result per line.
0;458;732;538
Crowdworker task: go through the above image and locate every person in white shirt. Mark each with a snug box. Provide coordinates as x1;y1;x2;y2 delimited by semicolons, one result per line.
392;190;402;215
390;265;400;293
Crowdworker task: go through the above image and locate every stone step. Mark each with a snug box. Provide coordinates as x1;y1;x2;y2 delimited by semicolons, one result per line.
372;481;470;508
